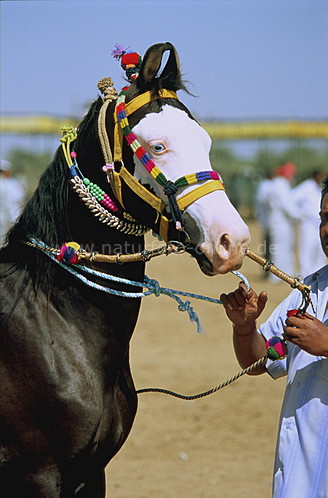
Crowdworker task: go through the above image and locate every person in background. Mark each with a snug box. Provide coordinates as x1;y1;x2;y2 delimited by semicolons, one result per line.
0;159;25;246
220;174;328;497
256;171;274;272
293;170;327;278
266;162;301;282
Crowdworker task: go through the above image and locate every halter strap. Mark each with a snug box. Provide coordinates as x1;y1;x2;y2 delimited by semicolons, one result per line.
177;181;224;211
119;166;225;213
119;166;166;212
113;89;178;163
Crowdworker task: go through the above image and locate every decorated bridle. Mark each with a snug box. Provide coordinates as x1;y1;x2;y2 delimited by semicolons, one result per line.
111;87;225;241
62;44;225;243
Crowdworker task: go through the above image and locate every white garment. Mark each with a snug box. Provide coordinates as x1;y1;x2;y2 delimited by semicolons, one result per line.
266;176;301;281
256;178;272;231
293;178;327;277
0;175;25;245
259;265;328;498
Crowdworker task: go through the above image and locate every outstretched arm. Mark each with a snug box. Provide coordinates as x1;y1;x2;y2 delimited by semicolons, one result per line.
220;283;268;374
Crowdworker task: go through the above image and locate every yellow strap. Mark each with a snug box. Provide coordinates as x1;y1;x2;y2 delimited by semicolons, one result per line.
111;171;125;209
159;215;169;242
113;124;124;162
119;167;166;213
119;166;170;242
113;173;224;243
157;181;225;242
113;90;179;163
177;181;225;211
124;89;178;117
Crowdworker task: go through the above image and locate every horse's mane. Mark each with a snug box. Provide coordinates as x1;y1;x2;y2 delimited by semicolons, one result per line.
0;97;103;291
74;97;102;154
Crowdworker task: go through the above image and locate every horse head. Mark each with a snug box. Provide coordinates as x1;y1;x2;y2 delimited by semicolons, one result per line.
107;42;250;275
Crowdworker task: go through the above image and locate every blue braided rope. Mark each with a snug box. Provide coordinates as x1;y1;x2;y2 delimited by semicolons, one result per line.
42;251;206;333
231;270;251;291
29;238;251;335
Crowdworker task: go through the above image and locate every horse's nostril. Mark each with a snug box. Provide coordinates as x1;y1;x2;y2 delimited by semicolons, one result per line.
220;234;230;251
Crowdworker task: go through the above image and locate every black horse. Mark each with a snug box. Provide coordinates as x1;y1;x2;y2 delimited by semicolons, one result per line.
0;42;250;496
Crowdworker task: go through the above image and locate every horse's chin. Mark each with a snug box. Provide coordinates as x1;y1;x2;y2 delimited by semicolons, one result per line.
186;246;215;276
199;259;216;276
186;245;243;276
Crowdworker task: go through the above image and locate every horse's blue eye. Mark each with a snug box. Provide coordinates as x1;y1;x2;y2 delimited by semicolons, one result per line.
152;143;165;153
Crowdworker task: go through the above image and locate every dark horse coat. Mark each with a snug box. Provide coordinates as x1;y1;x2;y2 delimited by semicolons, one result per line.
0;42;249;497
0;42;199;498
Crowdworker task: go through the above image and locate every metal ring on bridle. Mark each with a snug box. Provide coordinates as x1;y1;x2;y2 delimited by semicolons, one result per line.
167;241;187;254
177;229;191;245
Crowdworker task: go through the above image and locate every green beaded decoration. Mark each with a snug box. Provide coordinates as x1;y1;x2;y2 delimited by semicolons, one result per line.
83;177;105;203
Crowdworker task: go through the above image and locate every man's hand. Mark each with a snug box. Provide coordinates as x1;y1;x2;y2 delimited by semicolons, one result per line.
220;283;268;335
284;312;328;356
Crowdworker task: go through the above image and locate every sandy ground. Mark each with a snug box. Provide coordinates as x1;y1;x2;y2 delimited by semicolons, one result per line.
105;223;292;497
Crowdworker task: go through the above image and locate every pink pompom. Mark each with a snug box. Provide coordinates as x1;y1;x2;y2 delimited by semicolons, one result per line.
57;242;80;264
102;163;114;172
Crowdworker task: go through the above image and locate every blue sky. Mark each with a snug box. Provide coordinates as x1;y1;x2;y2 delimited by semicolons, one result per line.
1;0;328;122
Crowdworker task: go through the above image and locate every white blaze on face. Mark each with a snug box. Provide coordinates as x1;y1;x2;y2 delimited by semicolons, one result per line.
132;105;250;274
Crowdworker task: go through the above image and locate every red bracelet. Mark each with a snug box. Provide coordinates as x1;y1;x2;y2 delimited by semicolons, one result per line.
233;321;257;337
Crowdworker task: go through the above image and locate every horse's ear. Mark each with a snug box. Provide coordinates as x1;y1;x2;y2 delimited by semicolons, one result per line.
136;42;182;93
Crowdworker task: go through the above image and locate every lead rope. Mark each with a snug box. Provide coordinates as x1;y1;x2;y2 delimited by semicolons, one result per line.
24;237;251;336
136;255;312;401
24;237;304;400
136;356;268;400
136;333;288;401
246;249;314;313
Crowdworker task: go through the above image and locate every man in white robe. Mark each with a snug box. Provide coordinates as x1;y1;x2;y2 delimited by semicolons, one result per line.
256;172;274;269
293;170;327;277
266;162;301;282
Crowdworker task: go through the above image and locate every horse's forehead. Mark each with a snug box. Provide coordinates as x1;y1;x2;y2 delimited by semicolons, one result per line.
133;106;211;147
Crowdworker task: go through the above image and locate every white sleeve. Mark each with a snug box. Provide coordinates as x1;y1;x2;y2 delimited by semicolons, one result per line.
259;288;302;379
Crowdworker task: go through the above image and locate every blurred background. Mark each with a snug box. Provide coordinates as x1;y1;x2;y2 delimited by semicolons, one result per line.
1;1;327;496
1;0;327;209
